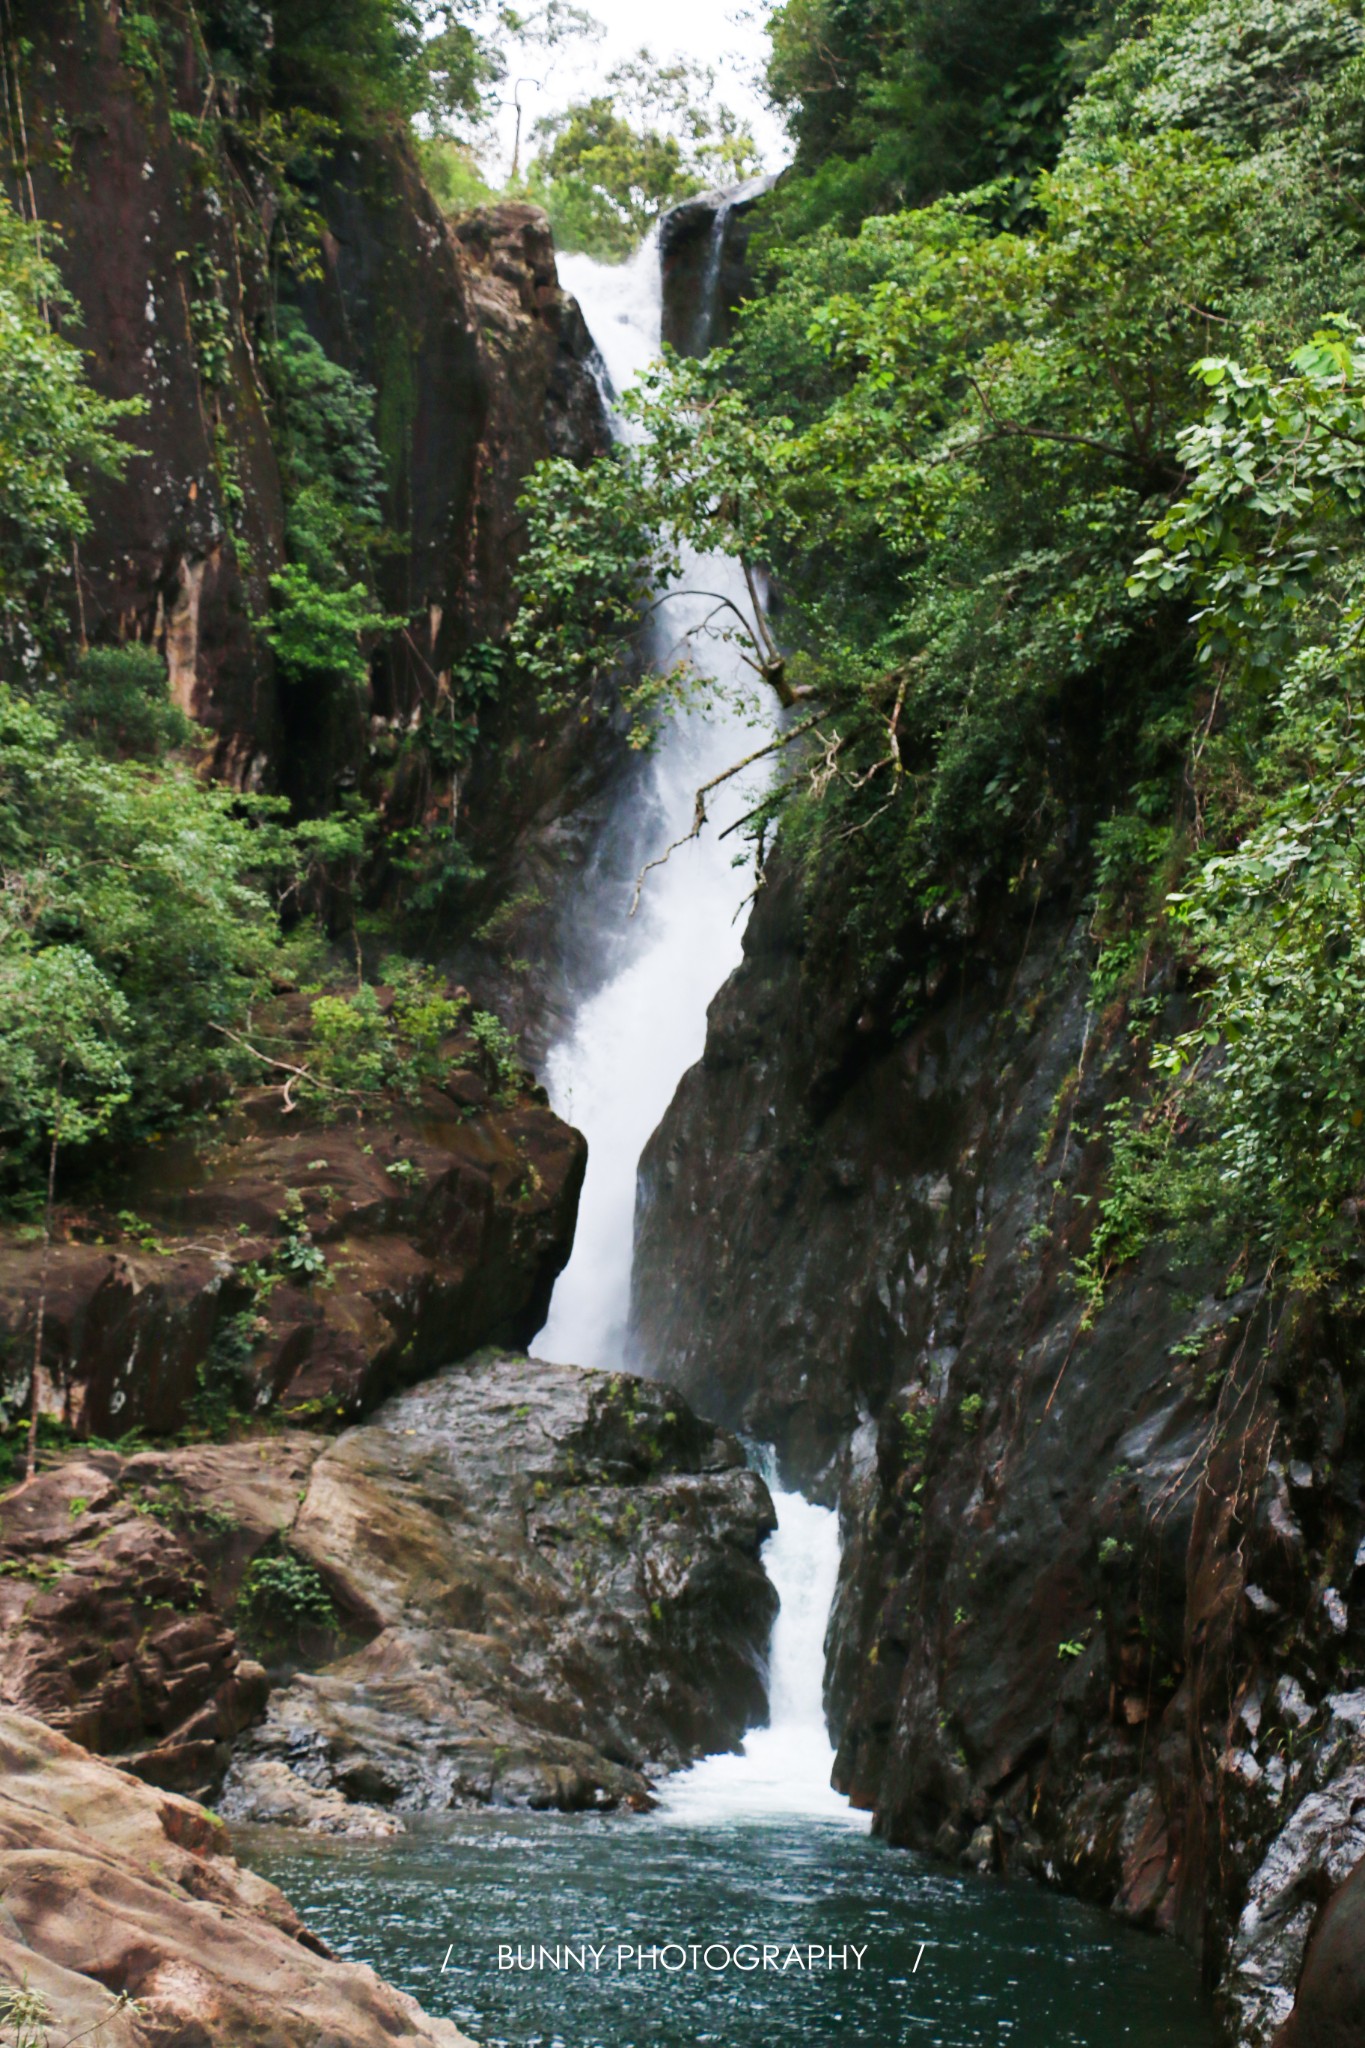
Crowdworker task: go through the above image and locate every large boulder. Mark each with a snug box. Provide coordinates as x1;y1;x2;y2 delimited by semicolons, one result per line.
0;1707;472;2046
1273;1852;1365;2048
225;1352;777;1819
2;1357;777;1820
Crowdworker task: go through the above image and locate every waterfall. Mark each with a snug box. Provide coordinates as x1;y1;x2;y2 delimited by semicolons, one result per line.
535;235;773;1376
686;175;774;355
534;226;864;1830
661;1474;870;1827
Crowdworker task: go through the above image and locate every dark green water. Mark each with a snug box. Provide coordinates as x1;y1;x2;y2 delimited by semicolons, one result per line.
243;1807;1219;2048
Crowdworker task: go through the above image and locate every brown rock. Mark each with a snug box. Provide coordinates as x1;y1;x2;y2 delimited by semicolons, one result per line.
0;1441;324;1794
0;1708;472;2045
0;1067;585;1443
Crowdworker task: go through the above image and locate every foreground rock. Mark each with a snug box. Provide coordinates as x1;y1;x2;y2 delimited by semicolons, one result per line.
1;1356;776;1817
0;1707;472;2046
0;1439;316;1798
225;1353;777;1819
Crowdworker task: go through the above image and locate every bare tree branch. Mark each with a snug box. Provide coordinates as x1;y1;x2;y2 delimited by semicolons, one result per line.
629;713;825;914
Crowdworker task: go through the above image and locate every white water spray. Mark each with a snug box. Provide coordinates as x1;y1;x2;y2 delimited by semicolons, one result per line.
535;228;864;1829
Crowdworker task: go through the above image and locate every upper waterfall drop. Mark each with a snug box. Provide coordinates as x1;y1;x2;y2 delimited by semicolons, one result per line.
533;231;775;1377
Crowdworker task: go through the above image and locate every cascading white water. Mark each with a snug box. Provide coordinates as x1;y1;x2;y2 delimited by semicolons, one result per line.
534;229;864;1830
535;237;772;1376
661;1478;870;1827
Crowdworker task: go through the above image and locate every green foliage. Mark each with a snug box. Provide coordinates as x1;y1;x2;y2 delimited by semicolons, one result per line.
309;984;390;1091
189;1310;261;1433
526;50;760;259
265;563;397;689
263;311;400;694
0;198;141;628
229;0;501;137
0;682;286;1187
237;1548;336;1634
470;1007;522;1090
303;964;471;1103
499;447;673;728
57;644;193;759
1104;319;1365;1288
763;0;1107;237
418;134;498;211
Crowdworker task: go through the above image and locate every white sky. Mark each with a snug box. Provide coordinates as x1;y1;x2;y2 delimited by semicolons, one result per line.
482;1;789;181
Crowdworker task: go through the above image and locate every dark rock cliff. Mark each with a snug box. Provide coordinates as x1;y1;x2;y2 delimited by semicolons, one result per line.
631;852;1365;2045
10;2;611;844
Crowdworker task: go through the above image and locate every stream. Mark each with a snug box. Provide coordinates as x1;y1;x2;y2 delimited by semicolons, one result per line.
243;222;1220;2048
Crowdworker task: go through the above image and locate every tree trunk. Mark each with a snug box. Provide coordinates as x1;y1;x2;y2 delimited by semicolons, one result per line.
24;1065;63;1488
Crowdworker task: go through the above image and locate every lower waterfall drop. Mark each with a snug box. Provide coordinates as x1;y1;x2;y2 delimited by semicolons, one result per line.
661;1477;869;1828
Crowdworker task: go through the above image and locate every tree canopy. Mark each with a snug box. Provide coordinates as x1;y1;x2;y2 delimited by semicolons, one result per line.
526;50;761;259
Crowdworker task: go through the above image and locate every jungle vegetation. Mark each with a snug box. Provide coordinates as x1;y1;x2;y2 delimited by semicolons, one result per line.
527;0;1365;1301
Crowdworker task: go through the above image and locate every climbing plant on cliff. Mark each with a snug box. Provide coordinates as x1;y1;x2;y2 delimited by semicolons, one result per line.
1085;322;1365;1291
263;311;400;696
0;199;139;645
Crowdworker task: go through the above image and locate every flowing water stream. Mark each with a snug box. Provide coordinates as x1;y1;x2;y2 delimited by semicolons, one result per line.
244;226;1221;2048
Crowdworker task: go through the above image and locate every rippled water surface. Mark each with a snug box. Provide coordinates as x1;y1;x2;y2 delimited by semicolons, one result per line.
244;1808;1218;2048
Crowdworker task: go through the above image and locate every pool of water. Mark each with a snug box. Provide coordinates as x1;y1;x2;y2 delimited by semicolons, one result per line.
243;1806;1219;2048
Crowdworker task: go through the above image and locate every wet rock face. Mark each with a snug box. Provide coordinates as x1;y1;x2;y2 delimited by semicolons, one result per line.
1273;1850;1365;2048
631;853;1365;2033
226;1353;778;1819
0;1708;472;2046
659;180;773;356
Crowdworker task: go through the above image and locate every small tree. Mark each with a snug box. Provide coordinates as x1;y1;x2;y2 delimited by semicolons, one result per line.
0;946;131;1481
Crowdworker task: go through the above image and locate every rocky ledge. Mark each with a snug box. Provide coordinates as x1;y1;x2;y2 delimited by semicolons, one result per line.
1;1355;776;1821
0;1707;472;2045
0;990;584;1447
